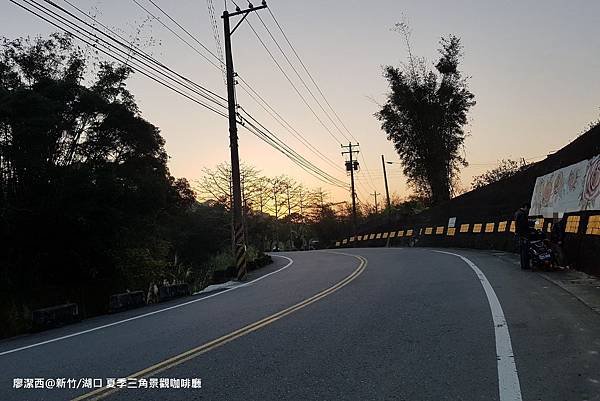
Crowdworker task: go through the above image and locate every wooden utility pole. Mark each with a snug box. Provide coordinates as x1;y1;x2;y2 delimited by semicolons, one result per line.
381;155;391;212
286;183;293;249
371;191;381;214
222;1;267;280
341;143;360;236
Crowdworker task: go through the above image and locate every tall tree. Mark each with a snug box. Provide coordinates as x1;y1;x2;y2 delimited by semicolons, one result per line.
195;162;262;212
0;34;206;335
376;25;475;204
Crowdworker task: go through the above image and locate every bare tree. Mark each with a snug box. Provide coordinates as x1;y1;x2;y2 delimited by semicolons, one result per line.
195;162;262;210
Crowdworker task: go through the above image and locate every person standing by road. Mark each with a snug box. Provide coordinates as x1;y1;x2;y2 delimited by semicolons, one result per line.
514;203;531;270
550;213;568;269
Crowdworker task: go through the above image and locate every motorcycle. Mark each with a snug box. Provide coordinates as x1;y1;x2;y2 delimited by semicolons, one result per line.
527;227;554;270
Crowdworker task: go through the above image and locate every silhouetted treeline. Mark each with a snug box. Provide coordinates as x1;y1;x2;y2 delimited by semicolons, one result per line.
0;34;231;336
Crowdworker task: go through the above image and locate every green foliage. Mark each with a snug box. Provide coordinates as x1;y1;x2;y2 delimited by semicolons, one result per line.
309;204;349;247
376;29;475;204
245;245;259;264
209;250;235;273
0;34;230;336
392;196;428;216
471;159;529;189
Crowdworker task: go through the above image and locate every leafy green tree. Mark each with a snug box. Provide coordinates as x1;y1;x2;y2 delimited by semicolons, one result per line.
471;159;528;189
376;25;475;205
0;34;209;335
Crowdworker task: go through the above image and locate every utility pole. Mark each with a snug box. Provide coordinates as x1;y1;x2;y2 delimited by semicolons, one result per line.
299;188;306;250
316;187;325;218
273;179;279;250
286;183;293;250
381;155;391;213
341;143;360;236
371;191;381;214
241;177;248;250
222;1;267;280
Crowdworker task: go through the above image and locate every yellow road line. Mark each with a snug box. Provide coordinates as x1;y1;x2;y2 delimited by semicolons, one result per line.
72;253;367;401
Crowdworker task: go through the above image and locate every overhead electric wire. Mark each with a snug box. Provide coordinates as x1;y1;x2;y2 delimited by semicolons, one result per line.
255;11;351;144
94;0;373;194
11;0;229;118
253;6;378;193
241;119;347;189
130;0;224;71
61;0;226;101
237;78;343;173
355;184;371;205
146;0;223;63
264;6;380;193
236;10;345;144
267;7;359;144
242;120;347;189
206;0;227;83
131;0;346;178
12;0;350;190
239;108;348;188
54;0;228;105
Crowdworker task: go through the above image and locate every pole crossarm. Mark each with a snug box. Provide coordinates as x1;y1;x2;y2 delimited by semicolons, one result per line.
223;3;268;36
341;143;360;240
223;3;268;19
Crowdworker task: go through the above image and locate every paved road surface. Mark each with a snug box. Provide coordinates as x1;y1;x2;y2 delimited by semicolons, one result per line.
1;248;599;400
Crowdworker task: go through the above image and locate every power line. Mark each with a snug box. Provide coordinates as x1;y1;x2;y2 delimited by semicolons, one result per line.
241;120;347;189
237;82;344;173
239;11;345;144
137;0;377;196
56;0;227;105
261;6;380;193
206;0;226;83
127;0;344;179
241;6;380;205
13;0;229;116
132;0;225;71
255;11;351;144
266;7;359;144
10;0;348;191
242;121;346;189
239;109;348;188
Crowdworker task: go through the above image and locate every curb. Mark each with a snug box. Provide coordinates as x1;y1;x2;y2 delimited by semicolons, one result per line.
538;272;600;315
467;249;600;316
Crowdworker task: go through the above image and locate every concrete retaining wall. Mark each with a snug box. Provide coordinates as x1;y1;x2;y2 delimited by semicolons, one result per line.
32;303;80;331
336;125;600;276
108;291;145;313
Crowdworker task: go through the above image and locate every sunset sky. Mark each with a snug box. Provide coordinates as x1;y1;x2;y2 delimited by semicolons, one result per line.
2;0;599;205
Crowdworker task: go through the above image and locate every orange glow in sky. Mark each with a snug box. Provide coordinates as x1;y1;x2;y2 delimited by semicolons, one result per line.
2;0;599;204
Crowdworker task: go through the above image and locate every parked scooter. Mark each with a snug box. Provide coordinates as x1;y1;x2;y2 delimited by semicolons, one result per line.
527;222;554;270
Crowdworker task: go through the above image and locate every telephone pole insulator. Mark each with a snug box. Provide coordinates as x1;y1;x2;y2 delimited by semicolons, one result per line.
341;143;360;238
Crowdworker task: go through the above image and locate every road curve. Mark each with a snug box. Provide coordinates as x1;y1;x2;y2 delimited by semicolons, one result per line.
1;248;599;401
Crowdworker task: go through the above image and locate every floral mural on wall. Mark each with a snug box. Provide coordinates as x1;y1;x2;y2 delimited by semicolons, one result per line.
530;156;598;217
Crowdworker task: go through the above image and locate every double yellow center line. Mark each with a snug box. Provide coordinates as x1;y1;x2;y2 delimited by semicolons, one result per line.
73;252;367;401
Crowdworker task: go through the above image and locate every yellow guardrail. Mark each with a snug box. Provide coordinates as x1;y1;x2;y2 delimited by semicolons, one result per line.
333;213;599;246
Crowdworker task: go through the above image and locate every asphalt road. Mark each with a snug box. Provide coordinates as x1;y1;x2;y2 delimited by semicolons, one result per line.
1;248;599;401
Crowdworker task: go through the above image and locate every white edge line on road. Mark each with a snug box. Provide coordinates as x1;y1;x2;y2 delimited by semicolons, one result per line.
0;255;294;357
433;250;523;401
